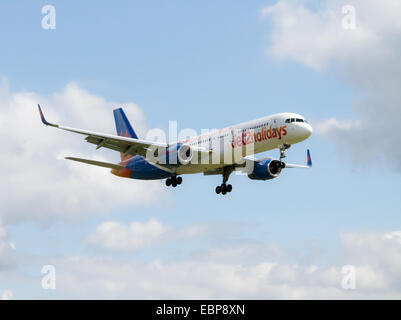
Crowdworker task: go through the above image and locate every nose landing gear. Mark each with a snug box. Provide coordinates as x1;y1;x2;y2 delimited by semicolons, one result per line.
279;144;291;160
166;176;182;188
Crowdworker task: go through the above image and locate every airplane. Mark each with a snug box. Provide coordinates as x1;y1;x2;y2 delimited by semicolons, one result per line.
37;104;312;195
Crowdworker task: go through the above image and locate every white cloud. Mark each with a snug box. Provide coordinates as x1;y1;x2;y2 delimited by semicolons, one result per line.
34;229;401;299
313;118;360;135
0;220;16;270
384;231;401;245
262;0;398;72
340;230;401;291
263;0;401;170
0;290;13;300
0;221;16;300
0;79;169;225
87;219;207;251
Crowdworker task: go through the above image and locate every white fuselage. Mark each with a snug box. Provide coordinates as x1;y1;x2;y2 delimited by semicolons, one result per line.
176;112;312;174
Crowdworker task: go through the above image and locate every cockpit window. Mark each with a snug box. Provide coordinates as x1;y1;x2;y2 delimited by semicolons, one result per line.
286;118;306;123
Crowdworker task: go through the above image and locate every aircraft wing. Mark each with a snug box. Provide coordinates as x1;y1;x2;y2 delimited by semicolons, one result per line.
244;149;312;169
284;149;312;168
203;149;312;175
37;105;167;158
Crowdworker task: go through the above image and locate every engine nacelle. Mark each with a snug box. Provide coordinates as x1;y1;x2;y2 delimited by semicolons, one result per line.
148;143;195;165
177;144;193;165
247;159;285;180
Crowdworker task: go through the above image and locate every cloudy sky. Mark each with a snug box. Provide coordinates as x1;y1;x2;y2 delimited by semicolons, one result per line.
1;0;401;299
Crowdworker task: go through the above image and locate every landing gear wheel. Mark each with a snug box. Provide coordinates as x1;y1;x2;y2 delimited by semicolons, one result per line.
215;183;232;195
171;177;177;188
220;183;226;195
166;176;182;188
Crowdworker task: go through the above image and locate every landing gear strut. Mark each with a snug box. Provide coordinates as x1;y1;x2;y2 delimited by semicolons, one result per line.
166;176;182;188
279;144;291;160
215;167;233;195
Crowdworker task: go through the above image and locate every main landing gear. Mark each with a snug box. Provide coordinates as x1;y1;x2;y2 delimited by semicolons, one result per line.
166;176;182;188
216;183;232;195
215;166;234;195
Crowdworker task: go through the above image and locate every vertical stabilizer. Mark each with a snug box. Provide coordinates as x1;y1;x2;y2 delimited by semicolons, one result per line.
113;107;138;160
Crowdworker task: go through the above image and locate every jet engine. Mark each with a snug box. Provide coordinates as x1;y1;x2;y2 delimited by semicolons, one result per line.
177;144;194;165
247;159;285;180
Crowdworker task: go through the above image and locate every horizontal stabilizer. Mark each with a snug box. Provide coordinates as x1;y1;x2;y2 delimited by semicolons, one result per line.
65;157;124;170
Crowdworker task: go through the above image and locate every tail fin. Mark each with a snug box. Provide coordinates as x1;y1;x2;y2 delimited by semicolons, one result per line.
113;107;138;161
113;108;138;139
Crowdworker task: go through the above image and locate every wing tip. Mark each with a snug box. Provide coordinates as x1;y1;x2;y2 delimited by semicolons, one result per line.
37;104;49;125
37;104;58;127
307;149;312;167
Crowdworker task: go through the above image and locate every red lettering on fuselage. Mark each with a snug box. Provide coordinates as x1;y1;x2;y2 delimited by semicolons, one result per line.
231;125;287;148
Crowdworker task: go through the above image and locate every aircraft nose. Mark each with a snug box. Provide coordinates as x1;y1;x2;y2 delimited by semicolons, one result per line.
305;123;313;137
298;122;312;140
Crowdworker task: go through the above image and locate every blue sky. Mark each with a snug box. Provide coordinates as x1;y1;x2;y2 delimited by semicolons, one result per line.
1;0;401;299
